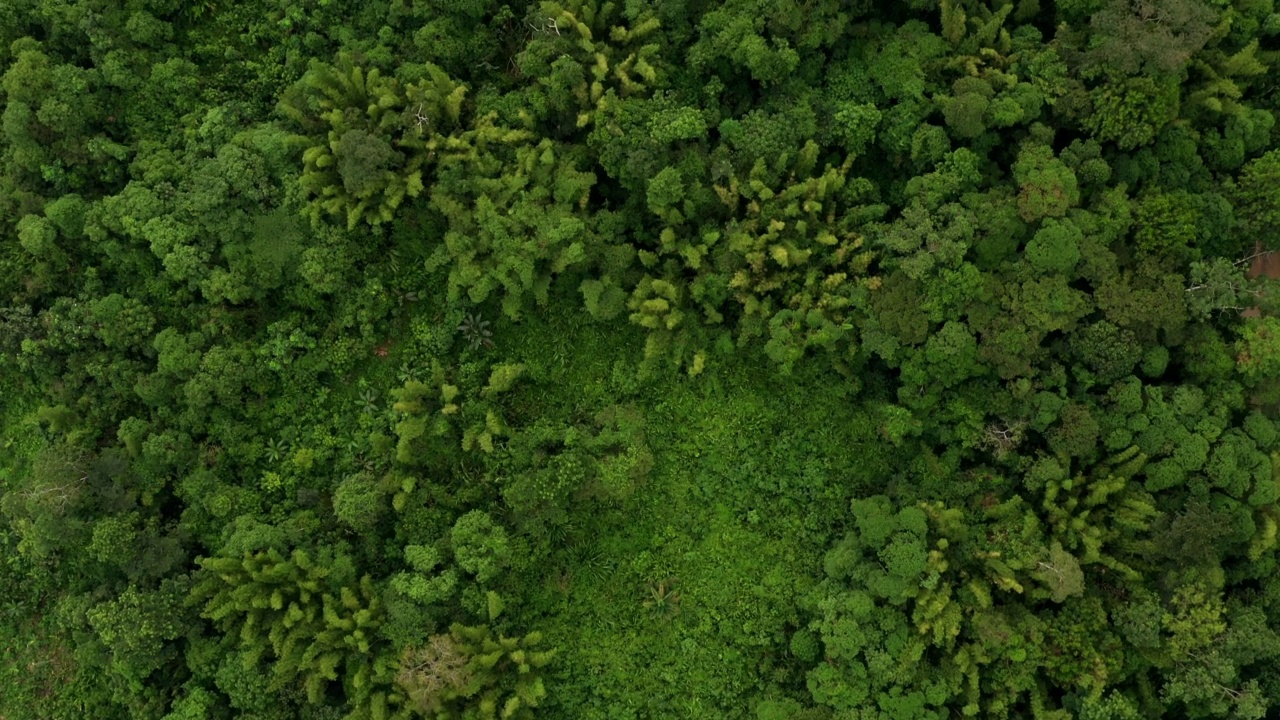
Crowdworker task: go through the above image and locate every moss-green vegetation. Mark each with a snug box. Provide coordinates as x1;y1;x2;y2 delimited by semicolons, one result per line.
4;0;1280;718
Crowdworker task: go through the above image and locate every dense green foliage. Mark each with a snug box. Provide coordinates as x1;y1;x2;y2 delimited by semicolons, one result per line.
3;0;1280;718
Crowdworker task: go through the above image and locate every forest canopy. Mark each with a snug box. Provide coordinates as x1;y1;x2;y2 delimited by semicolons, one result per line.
3;0;1280;719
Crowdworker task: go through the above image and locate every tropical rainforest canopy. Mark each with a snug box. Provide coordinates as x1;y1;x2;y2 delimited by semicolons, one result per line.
3;0;1280;718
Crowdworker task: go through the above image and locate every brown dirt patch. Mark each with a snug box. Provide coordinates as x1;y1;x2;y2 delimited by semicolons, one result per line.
1243;242;1279;318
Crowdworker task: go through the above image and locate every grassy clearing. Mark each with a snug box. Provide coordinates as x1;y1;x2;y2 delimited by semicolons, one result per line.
489;308;895;717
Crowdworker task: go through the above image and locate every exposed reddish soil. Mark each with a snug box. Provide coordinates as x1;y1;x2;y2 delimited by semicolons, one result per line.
1243;242;1279;318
